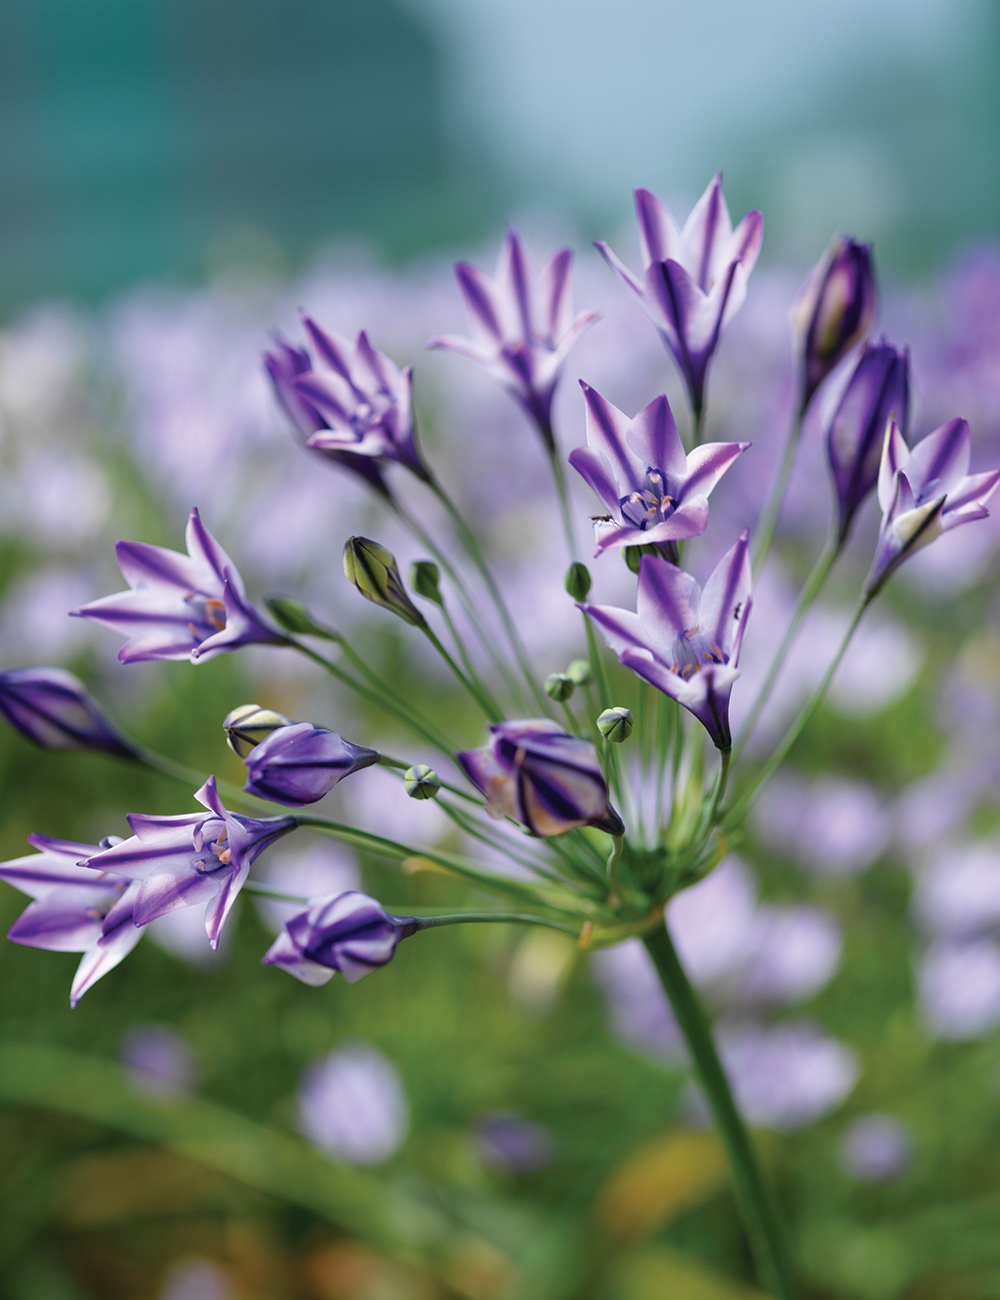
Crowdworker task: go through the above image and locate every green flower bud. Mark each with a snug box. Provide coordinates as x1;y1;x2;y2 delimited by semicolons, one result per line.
408;560;443;606
343;537;425;627
544;672;575;702
223;703;293;758
264;595;333;638
597;706;633;743
564;561;592;600
404;764;441;800
623;541;678;574
567;658;593;686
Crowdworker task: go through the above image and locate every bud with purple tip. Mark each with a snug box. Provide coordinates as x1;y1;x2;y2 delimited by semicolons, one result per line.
792;236;875;413
457;719;623;838
826;341;910;543
0;667;136;758
241;723;378;806
262;890;418;985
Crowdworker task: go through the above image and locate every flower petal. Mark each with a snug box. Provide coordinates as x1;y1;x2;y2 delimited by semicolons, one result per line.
624;394;687;479
580;383;643;494
906;418;971;497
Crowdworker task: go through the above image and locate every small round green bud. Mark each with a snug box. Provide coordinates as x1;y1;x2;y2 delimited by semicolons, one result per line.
223;703;293;757
544;672;575;702
564;561;592;601
404;764;441;800
597;706;633;743
408;560;443;605
344;537;425;627
567;658;593;686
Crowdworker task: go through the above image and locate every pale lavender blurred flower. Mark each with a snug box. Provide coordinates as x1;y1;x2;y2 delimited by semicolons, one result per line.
596;175;763;416
581;532;752;751
428;227;597;448
297;1043;409;1164
839;1114;912;1183
119;1023;198;1098
159;1260;234;1300
917;938;1000;1039
0;667;135;757
252;842;359;933
569;384;748;555
474;1112;554;1174
792;236;875;414
667;856;758;985
753;774;891;876
590;939;684;1061
84;777;296;949
914;843;1000;937
73;508;283;664
740;905;843;1004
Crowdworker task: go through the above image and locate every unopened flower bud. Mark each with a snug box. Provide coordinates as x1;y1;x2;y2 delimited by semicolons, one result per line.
224;703;293;758
623;541;676;574
343;537;425;627
264;596;333;638
597;706;633;742
544;672;575;702
242;723;378;805
792;236;876;411
0;667;136;757
403;764;441;800
408;560;443;606
567;659;593;686
564;562;592;600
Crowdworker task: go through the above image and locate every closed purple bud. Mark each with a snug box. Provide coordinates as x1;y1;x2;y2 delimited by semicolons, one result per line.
0;667;135;758
242;723;378;806
826;341;910;542
457;719;623;838
261;890;417;985
793;237;876;411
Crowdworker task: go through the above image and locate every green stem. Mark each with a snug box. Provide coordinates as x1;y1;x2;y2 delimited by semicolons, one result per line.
733;536;841;762
753;409;805;573
707;747;731;827
376;754;481;805
643;924;797;1300
129;743;275;814
413;911;581;937
419;622;503;721
438;599;503;717
548;444;580;562
725;595;870;831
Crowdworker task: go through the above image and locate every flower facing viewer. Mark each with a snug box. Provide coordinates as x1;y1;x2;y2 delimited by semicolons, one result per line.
262;891;417;985
0;835;142;1006
596;175;763;417
428;228;598;449
581;532;752;752
457;720;623;837
569;384;748;556
866;418;1000;596
0;667;135;757
72;508;283;664
83;778;296;949
242;724;378;806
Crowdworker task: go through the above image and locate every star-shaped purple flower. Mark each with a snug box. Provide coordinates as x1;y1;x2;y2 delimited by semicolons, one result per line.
262;891;417;986
428;228;598;450
0;834;142;1006
866;418;1000;596
569;383;749;556
82;777;297;949
580;531;752;751
276;315;427;480
596;175;763;418
72;507;283;664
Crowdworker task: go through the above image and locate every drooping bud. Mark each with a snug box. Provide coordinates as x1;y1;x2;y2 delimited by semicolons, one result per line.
597;706;633;743
265;596;334;638
564;562;592;601
242;723;378;805
343;537;425;627
567;659;593;686
0;667;136;758
408;560;443;606
826;341;910;543
403;764;441;800
223;704;293;758
792;236;876;412
261;891;418;985
544;672;575;702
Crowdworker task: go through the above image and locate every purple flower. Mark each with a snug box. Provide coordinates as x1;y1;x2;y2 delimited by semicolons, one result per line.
428;228;598;449
0;666;135;757
0;834;142;1006
119;1023;198;1098
792;236;876;412
242;723;378;806
274;315;426;480
261;890;416;985
839;1114;912;1183
82;777;296;949
866;418;1000;596
569;384;748;556
72;508;283;664
474;1112;554;1174
826;341;910;542
596;175;763;416
581;532;752;751
297;1043;409;1164
457;719;623;838
264;335;392;497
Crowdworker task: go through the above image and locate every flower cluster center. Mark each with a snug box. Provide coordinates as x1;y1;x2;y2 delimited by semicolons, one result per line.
192;817;233;873
621;469;676;530
669;625;728;681
184;592;227;642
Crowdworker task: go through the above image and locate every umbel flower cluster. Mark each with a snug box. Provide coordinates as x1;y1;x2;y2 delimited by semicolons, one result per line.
1;176;996;1300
